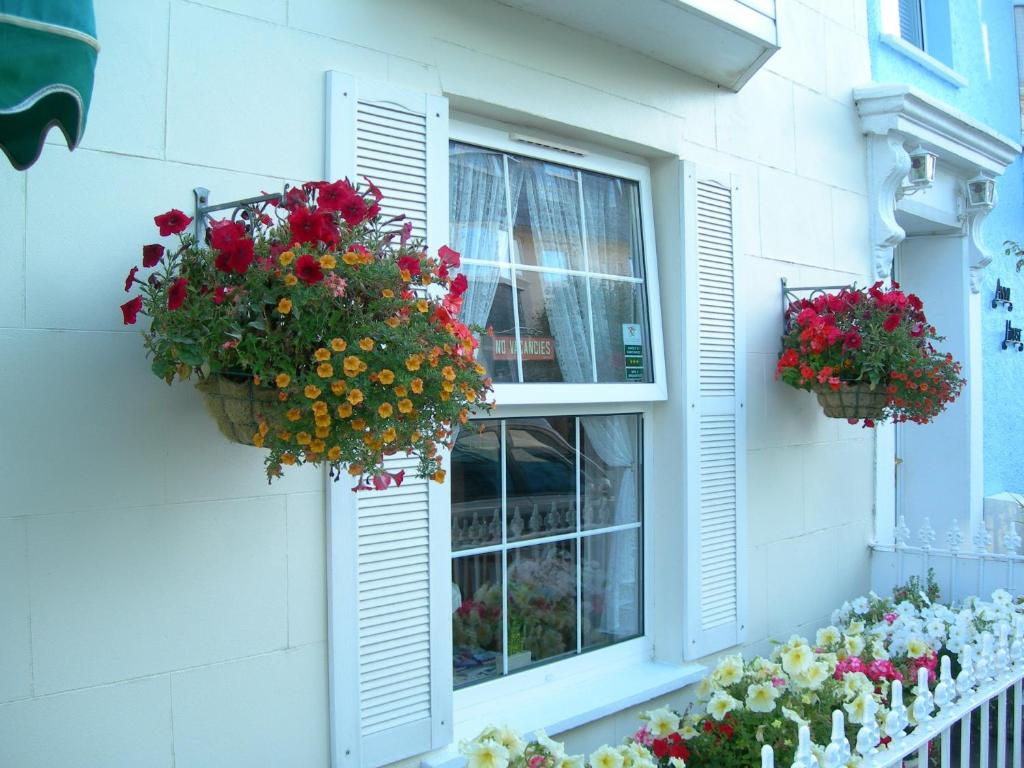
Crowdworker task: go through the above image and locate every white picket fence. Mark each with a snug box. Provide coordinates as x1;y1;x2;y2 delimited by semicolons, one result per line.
760;631;1024;767
873;516;1024;604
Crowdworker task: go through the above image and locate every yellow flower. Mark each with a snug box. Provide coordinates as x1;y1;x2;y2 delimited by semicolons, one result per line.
398;398;413;414
277;298;292;314
475;363;486;375
381;289;394;298
382;426;397;443
258;421;269;436
363;433;380;449
359;337;374;352
286;408;301;422
295;432;311;446
317;362;334;379
459;408;469;424
393;385;407;397
319;254;337;269
336;403;353;418
342;251;361;265
283;274;298;287
315;413;331;428
304;385;321;399
312;400;328;416
327;446;341;461
281;452;296;465
378;402;393;418
252;432;265;448
351;418;366;431
411;430;421;443
411;377;424;394
275;373;291;389
416;298;429;313
331;380;347;396
347;389;363;405
314;348;331;362
279;250;295;266
442;380;454;393
432;469;446;483
330;338;347;352
310;439;326;453
347;463;363;476
385;317;401;328
276;430;291;441
442;365;456;381
378;369;395;385
405;355;423;371
343;355;362;377
399;268;411;282
315;426;330;438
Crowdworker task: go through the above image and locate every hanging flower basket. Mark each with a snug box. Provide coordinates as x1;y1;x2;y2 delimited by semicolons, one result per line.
776;282;964;426
195;374;278;446
812;381;888;420
119;178;494;486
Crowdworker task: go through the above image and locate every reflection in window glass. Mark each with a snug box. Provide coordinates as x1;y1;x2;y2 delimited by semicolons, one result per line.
450;414;643;687
449;141;653;384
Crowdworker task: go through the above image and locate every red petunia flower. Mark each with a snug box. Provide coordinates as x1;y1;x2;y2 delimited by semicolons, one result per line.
295;254;324;285
363;176;383;202
167;277;188;310
142;244;165;268
226;238;255;274
209;219;247;251
398;254;422;276
316;180;358;213
213;286;226;305
883;313;902;332
338;192;369;227
124;266;139;292
154;208;193;236
121;296;144;324
449;272;468;297
438;245;461;269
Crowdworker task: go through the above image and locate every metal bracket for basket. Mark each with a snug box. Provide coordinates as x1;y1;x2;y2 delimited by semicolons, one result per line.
192;185;289;242
780;278;855;330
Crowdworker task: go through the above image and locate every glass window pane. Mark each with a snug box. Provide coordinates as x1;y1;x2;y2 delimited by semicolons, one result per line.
451;420;502;551
582;529;641;650
515;268;593;383
505;416;577;543
458;263;518;383
507;541;577;668
452;552;503;688
580;415;640;530
581;171;644;279
450;143;510;264
589;278;652;383
513;157;587;272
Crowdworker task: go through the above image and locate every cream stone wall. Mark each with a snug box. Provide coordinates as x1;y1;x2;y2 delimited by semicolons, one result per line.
0;0;875;765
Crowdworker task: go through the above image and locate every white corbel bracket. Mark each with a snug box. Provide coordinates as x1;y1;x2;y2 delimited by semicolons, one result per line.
865;130;911;281
965;191;995;294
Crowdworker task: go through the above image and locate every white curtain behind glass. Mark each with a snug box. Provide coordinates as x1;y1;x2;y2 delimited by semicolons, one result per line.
521;160;594;383
580;414;639;641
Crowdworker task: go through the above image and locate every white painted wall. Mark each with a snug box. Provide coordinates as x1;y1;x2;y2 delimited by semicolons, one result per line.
0;0;875;765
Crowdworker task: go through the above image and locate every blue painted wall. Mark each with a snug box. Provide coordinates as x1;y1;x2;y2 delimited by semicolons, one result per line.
867;0;1024;495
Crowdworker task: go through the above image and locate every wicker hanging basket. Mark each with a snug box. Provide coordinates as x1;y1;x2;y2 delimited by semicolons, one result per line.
195;375;278;446
813;381;889;420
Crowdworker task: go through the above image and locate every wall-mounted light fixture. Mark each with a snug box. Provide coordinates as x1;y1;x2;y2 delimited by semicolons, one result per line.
906;145;937;187
967;173;997;209
1003;319;1023;351
992;279;1013;311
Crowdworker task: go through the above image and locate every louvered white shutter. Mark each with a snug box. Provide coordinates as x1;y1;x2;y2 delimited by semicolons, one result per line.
898;0;925;48
681;164;747;660
324;72;452;768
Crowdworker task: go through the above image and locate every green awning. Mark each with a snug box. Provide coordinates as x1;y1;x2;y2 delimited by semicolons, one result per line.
0;0;98;170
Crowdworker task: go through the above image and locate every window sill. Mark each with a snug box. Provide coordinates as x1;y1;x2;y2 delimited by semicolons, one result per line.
421;658;706;768
880;34;968;88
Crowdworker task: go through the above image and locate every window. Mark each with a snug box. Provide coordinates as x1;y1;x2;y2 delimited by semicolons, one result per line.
450;414;643;687
1015;6;1024;133
890;0;954;68
898;0;925;49
446;121;661;693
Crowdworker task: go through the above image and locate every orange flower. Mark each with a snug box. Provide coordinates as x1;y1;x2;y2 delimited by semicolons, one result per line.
252;432;265;447
432;469;446;483
347;388;364;405
442;365;456;381
474;363;486;375
275;373;291;389
378;369;395;385
381;289;395;298
351;418;366;431
417;299;429;313
304;385;322;399
331;380;347;396
399;268;412;282
315;426;330;438
385;317;401;328
279;250;295;266
286;408;301;422
336;402;353;418
281;452;297;465
314;348;331;361
442;381;454;393
410;430;421;443
327;446;342;461
276;430;291;441
315;413;331;428
342;251;361;265
405;354;423;371
363;433;380;448
310;439;326;453
283;274;298;287
398;398;413;414
295;432;311;445
319;254;337;269
411;378;424;394
382;426;397;443
359;337;374;352
277;298;292;314
317;363;334;379
378;402;393;418
258;421;269;436
312;400;328;415
459;408;470;424
347;463;363;476
330;338;347;352
277;391;288;402
343;355;363;377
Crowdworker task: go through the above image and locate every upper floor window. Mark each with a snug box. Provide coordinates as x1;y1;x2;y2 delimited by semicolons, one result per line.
896;0;953;66
448;132;662;398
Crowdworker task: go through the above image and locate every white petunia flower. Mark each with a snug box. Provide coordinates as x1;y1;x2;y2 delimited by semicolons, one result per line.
534;729;566;758
816;626;841;647
646;708;680;738
906;636;928;659
781;644;814;675
707;691;741;721
462;739;511;768
712;654;744;687
668;758;687;768
589;744;625;768
746;682;779;713
852;597;869;614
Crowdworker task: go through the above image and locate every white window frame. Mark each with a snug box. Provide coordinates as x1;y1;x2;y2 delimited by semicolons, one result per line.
441;119;695;751
879;0;967;88
449;116;668;407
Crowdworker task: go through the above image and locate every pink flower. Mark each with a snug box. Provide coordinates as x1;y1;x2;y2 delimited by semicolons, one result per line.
529;757;545;768
884;612;897;624
221;340;239;350
771;676;786;688
633;725;654;747
324;273;347;298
